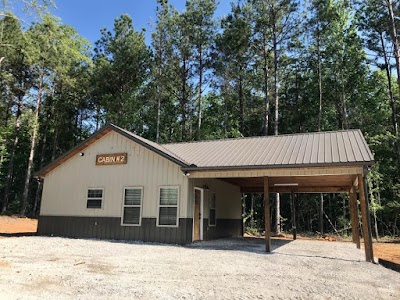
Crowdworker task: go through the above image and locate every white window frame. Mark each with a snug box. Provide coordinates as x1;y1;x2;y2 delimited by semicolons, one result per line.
157;185;180;228
209;192;216;227
121;186;143;226
86;187;104;209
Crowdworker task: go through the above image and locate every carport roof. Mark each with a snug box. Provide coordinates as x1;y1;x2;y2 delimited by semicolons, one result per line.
163;129;374;170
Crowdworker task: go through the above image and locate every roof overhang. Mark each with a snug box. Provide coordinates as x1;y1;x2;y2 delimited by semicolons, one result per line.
181;161;374;172
185;164;370;193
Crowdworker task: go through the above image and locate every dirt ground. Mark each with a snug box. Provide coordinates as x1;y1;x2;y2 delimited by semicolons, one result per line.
0;236;400;299
1;216;399;264
0;216;37;234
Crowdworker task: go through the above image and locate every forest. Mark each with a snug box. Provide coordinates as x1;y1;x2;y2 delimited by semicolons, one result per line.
0;0;399;239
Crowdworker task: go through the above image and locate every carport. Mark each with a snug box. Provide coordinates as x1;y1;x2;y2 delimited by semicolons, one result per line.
168;130;375;262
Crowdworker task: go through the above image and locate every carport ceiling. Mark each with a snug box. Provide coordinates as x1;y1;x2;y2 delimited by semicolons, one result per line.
221;174;356;193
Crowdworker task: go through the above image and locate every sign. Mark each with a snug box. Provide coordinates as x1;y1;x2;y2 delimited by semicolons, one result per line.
96;153;128;165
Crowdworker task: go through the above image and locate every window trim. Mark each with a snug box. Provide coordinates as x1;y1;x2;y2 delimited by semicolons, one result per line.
209;192;216;227
157;185;180;228
121;186;143;227
86;187;104;209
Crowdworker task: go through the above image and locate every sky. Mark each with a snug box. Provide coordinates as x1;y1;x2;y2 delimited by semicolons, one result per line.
46;0;232;46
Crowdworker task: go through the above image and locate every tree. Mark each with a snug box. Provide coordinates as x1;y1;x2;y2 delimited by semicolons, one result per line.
0;13;33;213
92;14;150;131
215;2;252;136
185;0;217;140
259;0;298;235
19;15;91;215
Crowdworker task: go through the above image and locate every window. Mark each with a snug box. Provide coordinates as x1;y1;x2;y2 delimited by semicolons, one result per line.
158;187;179;226
209;193;216;226
87;189;103;209
122;187;142;226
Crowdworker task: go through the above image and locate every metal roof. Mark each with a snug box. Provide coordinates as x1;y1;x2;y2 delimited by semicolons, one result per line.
113;125;191;166
36;126;374;177
163;130;374;170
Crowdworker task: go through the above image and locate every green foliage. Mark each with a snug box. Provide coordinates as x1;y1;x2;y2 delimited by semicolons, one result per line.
92;14;150;131
0;0;399;237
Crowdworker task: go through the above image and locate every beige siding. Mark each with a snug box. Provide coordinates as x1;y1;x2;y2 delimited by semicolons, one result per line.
41;131;189;219
188;179;241;220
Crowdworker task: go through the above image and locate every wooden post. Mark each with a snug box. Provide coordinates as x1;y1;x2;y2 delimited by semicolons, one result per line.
349;188;360;249
358;174;374;262
291;191;297;240
264;177;271;252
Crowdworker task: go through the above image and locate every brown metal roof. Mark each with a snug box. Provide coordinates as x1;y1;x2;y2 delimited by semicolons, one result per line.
163;130;374;170
36;126;374;178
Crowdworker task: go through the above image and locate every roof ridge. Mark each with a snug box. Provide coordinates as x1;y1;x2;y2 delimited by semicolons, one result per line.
108;124;192;165
162;129;361;146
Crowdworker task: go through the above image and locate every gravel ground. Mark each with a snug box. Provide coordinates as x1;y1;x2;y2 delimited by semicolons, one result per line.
0;237;399;300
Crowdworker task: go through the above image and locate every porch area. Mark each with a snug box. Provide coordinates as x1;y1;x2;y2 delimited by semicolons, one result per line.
188;166;374;262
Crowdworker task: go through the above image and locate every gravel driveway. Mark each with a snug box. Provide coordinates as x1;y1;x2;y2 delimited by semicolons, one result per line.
0;236;399;299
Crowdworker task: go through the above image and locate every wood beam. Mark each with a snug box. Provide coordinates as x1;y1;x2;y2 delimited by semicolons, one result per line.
291;191;297;240
358;174;374;262
270;186;350;193
349;188;360;249
241;186;351;193
264;177;271;252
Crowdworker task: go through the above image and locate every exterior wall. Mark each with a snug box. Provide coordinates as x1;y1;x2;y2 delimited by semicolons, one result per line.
38;216;192;244
40;130;189;221
39;131;243;244
188;178;242;240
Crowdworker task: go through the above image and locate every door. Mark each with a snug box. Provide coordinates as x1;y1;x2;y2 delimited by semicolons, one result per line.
193;188;203;241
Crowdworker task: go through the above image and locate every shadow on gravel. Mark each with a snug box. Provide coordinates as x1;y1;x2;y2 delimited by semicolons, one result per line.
0;232;37;237
185;237;292;254
272;251;364;263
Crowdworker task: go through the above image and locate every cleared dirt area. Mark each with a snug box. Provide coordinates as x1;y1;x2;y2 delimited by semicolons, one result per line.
0;216;37;234
0;236;399;299
373;242;400;263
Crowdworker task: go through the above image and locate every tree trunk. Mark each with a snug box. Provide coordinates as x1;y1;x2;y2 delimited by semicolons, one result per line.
250;193;254;227
239;68;245;135
380;32;398;135
387;0;400;107
317;31;324;234
2;94;22;213
197;44;203;140
317;29;323;132
272;20;281;235
319;194;324;234
156;95;161;143
181;57;187;142
223;75;228;138
275;193;281;234
32;95;53;215
20;73;44;215
156;33;163;143
262;32;270;136
273;31;279;135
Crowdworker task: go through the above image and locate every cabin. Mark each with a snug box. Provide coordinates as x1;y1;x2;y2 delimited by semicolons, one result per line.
35;124;376;261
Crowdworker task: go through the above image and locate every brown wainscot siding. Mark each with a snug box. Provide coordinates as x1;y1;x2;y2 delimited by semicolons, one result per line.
202;218;243;240
38;216;193;245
